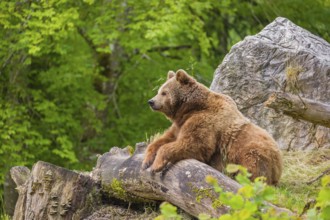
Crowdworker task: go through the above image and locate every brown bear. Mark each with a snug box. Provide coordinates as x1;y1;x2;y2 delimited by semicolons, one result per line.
142;69;282;185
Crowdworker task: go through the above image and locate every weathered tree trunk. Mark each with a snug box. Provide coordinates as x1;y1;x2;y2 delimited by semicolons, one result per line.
11;162;100;220
265;92;330;128
11;143;292;219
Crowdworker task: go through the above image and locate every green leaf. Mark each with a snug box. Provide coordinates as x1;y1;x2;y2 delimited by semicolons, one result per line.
236;174;251;185
237;208;253;220
228;195;245;210
320;205;330;220
159;202;181;219
260;187;276;201
321;175;330;187
198;213;211;220
317;187;330;206
306;208;318;220
226;164;240;173
219;214;234;220
238;185;254;198
243;201;258;213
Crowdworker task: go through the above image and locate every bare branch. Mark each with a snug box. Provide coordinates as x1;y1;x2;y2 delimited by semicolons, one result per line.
265;92;330;128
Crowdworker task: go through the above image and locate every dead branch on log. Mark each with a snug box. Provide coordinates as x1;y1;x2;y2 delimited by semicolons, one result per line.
265;92;330;128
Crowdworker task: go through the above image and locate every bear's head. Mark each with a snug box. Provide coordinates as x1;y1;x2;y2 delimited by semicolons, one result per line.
148;69;200;119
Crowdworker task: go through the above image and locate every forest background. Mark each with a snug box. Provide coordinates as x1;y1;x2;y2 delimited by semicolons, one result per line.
0;0;329;205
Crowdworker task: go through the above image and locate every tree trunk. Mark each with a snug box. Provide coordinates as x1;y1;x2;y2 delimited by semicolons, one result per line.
10;143;292;219
11;162;100;220
265;92;330;128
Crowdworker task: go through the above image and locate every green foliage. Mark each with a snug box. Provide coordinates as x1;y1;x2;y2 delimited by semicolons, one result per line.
202;165;293;220
307;176;330;220
0;193;10;220
273;150;330;213
157;165;330;220
155;202;182;220
0;0;105;202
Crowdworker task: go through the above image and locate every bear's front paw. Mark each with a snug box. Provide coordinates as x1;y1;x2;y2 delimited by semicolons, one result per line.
142;152;156;170
150;158;168;173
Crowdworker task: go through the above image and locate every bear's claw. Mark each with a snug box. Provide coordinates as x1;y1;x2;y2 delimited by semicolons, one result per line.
142;151;156;170
150;160;168;173
141;161;151;170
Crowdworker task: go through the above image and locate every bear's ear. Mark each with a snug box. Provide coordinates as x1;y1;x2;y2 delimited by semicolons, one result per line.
167;71;175;80
176;69;195;85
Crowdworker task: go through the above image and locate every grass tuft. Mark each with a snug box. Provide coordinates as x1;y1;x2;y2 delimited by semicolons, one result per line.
275;149;330;213
145;132;162;145
285;64;304;93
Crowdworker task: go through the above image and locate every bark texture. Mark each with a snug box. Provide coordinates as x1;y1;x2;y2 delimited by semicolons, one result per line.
265;92;330;128
210;17;330;150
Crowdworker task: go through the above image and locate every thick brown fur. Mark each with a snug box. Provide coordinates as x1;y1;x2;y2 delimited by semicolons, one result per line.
142;70;282;185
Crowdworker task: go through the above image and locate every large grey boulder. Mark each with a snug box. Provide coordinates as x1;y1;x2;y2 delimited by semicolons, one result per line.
210;17;330;150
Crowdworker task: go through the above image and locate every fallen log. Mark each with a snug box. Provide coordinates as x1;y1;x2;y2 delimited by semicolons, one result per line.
265;92;330;128
93;143;239;217
10;143;292;219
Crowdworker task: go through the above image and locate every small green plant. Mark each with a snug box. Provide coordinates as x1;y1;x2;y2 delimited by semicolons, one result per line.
276;149;330;213
158;164;330;220
202;164;293;220
0;195;10;220
0;214;10;220
306;175;330;220
155;202;182;220
156;164;293;220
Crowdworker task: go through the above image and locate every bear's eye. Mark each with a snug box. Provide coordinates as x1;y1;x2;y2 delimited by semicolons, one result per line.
161;92;167;96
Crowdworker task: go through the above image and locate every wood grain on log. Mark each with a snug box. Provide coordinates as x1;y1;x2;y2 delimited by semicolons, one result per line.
265;92;330;128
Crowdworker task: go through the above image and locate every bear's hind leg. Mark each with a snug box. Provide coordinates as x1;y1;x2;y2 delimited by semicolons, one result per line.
239;150;276;185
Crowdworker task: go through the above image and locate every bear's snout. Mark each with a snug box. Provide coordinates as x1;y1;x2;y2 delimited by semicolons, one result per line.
148;99;161;111
148;99;155;107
